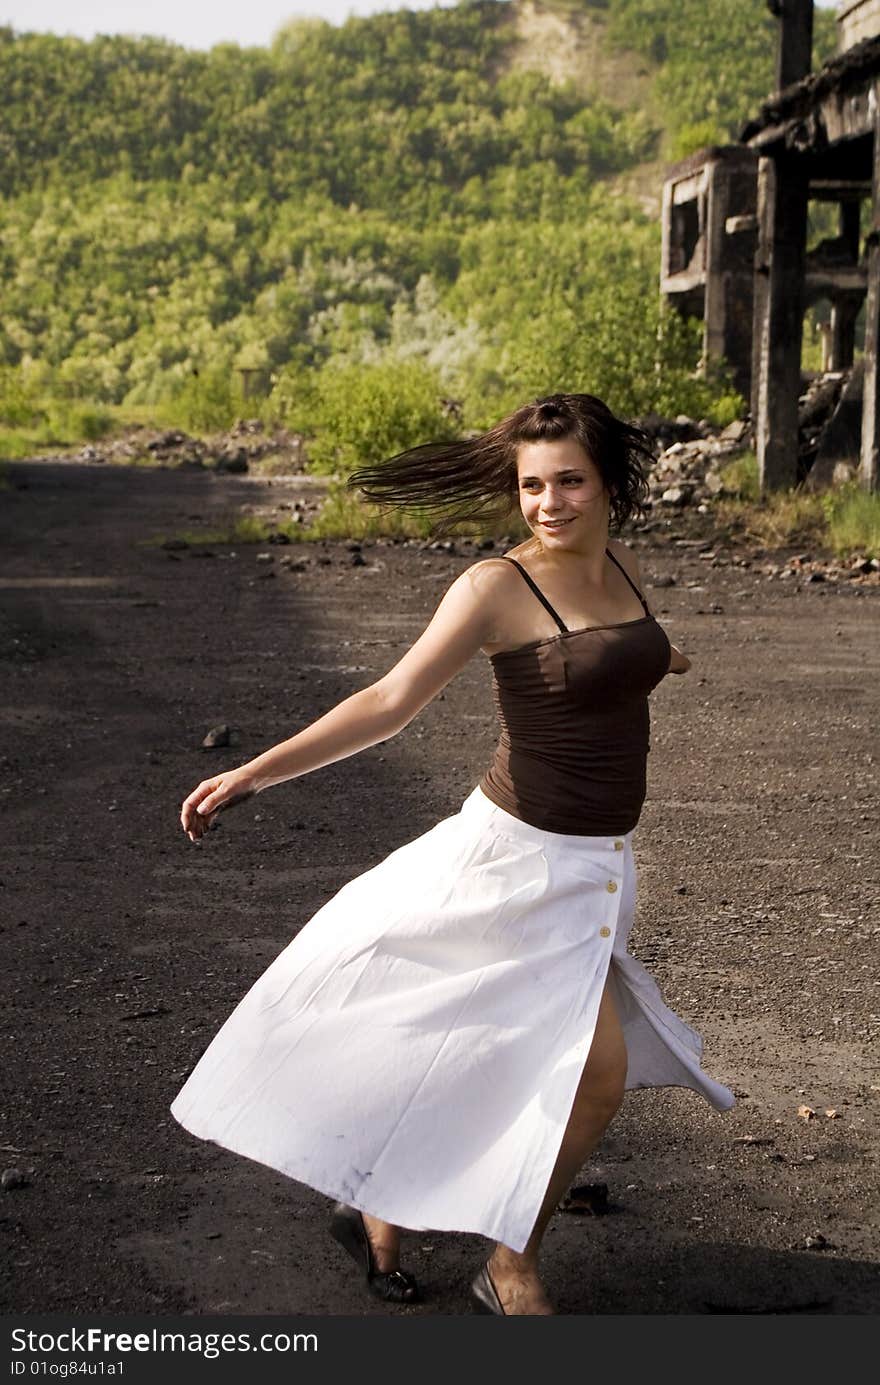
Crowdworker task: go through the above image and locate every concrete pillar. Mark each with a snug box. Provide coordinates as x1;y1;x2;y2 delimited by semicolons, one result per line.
704;164;731;375
771;0;814;91
859;90;880;492
829;297;860;370
840;198;861;260
753;153;809;490
704;158;758;398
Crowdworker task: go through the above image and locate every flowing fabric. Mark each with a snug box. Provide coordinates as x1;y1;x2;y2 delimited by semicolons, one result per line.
171;786;733;1253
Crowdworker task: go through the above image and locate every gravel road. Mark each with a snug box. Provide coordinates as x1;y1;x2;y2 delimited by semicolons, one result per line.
1;457;878;1315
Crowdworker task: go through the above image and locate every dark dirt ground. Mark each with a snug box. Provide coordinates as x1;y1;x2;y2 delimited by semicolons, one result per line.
1;457;878;1317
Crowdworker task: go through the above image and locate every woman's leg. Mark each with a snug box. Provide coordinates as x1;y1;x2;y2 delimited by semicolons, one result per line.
359;1213;401;1273
487;976;628;1314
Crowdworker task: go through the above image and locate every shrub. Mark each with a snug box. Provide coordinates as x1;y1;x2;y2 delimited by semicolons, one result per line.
274;360;459;474
50;402;115;441
0;365;42;427
159;367;248;433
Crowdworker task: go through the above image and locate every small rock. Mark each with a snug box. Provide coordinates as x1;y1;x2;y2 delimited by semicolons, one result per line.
660;486;691;507
1;1167;29;1191
214;449;249;474
559;1182;610;1216
149;429;187;450
719;419;749;444
255;552;274;563
797;1104;815;1121
650;574;676;588
201;725;231;749
804;1234;829;1251
673;884;687;895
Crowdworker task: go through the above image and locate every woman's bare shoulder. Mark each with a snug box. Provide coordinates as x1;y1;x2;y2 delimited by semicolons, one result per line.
462;555;520;592
503;536;540;562
606;536;643;582
457;557;530;647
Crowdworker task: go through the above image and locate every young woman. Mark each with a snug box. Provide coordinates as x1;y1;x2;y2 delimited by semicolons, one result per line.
174;392;734;1316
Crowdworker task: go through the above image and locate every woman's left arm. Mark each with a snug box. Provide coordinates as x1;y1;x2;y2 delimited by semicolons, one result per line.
616;543;691;676
665;644;691;675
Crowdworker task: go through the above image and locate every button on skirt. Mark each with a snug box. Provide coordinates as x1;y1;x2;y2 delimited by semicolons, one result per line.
171;785;734;1253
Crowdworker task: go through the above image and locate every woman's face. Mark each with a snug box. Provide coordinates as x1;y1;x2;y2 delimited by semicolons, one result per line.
516;436;609;548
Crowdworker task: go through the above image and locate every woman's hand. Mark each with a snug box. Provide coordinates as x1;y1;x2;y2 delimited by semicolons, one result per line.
667;644;692;675
180;767;258;842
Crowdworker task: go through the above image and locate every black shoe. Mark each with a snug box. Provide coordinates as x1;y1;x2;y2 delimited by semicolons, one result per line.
471;1261;506;1315
328;1202;420;1304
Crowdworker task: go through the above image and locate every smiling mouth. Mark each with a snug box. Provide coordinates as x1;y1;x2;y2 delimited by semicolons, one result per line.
540;518;574;529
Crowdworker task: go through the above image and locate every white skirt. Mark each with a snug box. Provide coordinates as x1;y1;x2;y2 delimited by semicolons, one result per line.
171;786;734;1253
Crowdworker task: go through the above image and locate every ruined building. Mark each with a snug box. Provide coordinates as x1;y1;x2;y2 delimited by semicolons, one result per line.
661;0;880;493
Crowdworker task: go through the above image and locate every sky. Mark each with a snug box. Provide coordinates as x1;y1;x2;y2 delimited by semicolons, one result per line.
1;0;841;52
1;1;461;50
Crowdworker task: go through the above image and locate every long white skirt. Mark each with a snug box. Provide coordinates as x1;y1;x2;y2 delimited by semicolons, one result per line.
171;785;734;1253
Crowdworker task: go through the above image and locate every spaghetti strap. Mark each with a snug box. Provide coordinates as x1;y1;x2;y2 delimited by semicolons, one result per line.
605;548;651;614
500;557;568;633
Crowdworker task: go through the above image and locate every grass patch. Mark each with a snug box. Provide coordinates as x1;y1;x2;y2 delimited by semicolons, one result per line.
822;482;880;558
714;482;880;557
0;402;122;459
146;515;275;547
149;482;526;550
718;450;761;502
247;453;301;478
724;491;828;549
0;428;39;460
299;482;526;544
300;484;438;542
711;452;880;556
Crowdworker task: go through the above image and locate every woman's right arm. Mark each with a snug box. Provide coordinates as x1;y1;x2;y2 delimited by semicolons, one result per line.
180;561;506;841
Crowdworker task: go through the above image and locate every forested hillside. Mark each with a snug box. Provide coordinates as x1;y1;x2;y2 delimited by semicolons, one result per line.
0;0;837;460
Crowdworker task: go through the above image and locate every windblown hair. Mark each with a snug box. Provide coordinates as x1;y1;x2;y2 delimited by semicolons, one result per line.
347;393;655;536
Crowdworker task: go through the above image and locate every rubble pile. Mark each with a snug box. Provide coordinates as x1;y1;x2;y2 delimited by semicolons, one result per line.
797;371;848;474
637;415;753;511
761;550;879;585
74;419;306;472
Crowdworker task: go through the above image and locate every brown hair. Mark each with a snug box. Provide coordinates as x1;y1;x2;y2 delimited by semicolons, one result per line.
347;393;654;536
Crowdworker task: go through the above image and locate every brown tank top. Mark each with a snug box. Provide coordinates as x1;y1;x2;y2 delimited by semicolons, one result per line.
478;549;672;835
